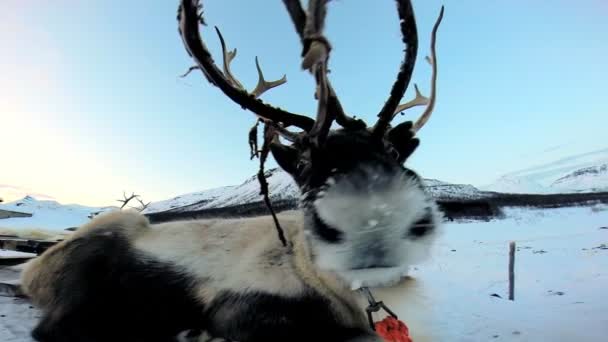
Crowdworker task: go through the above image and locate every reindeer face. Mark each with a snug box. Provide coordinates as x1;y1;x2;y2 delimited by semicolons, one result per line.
278;130;442;288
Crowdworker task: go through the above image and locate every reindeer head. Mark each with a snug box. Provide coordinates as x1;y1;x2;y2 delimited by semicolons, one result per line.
178;0;444;288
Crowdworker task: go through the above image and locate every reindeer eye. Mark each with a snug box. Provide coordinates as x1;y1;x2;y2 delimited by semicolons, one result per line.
407;210;435;239
312;212;343;243
296;160;309;174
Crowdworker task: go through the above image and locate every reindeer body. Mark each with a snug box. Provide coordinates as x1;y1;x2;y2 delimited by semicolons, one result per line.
22;210;389;342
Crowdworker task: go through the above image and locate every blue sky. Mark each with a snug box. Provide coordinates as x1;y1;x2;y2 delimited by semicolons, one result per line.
2;0;606;206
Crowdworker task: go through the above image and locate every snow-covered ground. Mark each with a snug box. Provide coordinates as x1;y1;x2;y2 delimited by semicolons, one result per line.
1;205;607;341
0;250;36;259
388;204;608;341
0;196;114;233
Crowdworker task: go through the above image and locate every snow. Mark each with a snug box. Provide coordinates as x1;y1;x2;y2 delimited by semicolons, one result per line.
484;148;608;194
0;196;114;232
140;185;238;214
0;250;36;259
0;264;39;342
423;182;489;200
1;205;607;341
143;168;300;214
390;204;608;341
552;163;608;192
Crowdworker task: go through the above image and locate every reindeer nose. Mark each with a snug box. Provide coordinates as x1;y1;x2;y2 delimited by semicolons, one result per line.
350;247;397;270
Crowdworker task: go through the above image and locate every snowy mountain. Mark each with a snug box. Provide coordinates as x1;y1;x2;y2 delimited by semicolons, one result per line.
551;163;608;191
0;171;487;231
143;168;487;215
143;168;299;214
483;148;608;194
0;184;55;203
421;179;486;200
0;196;115;232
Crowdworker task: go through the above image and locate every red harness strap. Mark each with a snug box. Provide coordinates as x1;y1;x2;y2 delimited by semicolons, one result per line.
375;316;412;342
359;287;413;342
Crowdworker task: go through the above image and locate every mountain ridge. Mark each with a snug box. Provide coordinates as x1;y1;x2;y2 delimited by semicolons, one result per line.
142;168;489;215
483;148;608;194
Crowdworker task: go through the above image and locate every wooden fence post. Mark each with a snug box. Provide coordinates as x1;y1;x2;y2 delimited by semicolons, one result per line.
509;241;516;301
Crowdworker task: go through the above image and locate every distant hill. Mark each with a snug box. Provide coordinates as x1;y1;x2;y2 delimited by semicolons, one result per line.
143;167;490;216
0;196;115;232
0;184;54;203
142;167;608;223
484;148;608;194
3;163;607;232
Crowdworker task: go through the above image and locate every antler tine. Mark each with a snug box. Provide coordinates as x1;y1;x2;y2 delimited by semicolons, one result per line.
282;0;366;132
214;26;244;89
298;0;334;146
216;27;287;99
178;0;314;131
251;57;288;99
262;120;300;143
413;5;444;132
393;84;429;116
372;0;419;137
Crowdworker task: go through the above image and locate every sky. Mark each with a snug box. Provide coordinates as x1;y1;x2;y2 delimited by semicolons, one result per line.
1;0;607;206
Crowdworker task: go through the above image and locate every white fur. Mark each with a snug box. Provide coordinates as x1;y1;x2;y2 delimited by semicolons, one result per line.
133;214;308;302
311;168;440;288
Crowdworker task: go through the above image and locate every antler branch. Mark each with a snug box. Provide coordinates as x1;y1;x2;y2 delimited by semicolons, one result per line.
178;0;314;131
214;27;287;99
299;0;335;146
374;3;444;136
215;26;243;89
413;6;444;132
136;197;151;211
117;191;139;209
251;57;287;98
262;120;300;143
393;84;429;116
282;0;366;132
372;0;419;137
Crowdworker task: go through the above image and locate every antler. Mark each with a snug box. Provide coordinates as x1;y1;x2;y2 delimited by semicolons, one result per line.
135;197;151;212
282;0;367;133
372;0;419;137
117;191;139;209
393;84;429;116
177;0;314;131
376;5;444;136
179;0;443;147
214;27;287;99
215;26;243;89
413;6;443;132
251;57;288;98
298;0;334;146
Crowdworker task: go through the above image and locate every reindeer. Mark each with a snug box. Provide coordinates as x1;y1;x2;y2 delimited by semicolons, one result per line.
19;0;445;341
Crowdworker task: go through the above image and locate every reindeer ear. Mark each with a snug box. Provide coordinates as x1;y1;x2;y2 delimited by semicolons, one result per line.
270;142;300;175
387;121;420;164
